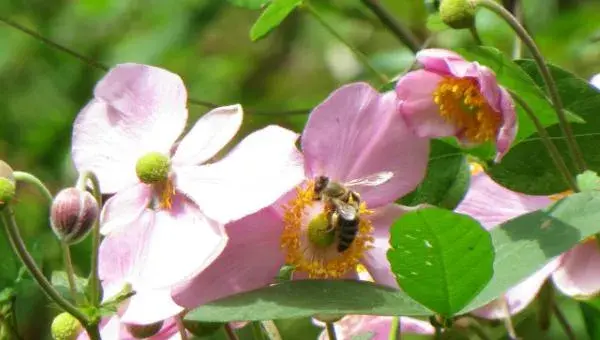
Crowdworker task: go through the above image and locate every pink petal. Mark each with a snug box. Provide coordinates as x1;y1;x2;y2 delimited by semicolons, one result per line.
100;183;152;235
552;240;600;298
472;259;559;319
176;125;305;224
455;172;551;230
172;207;284;309
72;63;188;193
416;48;464;74
494;87;517;162
396;70;460;139
362;204;408;288
172;104;243;166
302;83;430;207
120;289;184;325
317;315;434;340
134;198;227;290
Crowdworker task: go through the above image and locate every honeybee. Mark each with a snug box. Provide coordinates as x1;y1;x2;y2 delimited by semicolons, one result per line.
313;172;394;252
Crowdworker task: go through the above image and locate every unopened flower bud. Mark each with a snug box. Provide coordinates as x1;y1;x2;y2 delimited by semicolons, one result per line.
51;312;82;340
50;188;99;244
183;320;223;337
126;321;164;339
136;152;170;184
439;0;476;29
0;161;15;211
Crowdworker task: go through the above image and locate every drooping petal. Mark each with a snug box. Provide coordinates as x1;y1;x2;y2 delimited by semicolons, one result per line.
316;315;434;340
396;70;460;139
472;259;559;319
172;207;284;309
494;87;518;162
302;83;430;207
455;172;552;230
362;204;408;288
416;48;464;74
100;183;152;235
552;240;600;298
72;63;188;193
133;197;227;291
176;125;305;224
120;289;184;326
172;104;243;166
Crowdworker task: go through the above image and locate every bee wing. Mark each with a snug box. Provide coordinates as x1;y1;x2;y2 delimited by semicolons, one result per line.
332;199;358;220
345;171;394;188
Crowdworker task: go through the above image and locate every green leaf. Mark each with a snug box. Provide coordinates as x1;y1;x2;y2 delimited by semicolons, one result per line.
577;170;600;192
487;60;600;194
227;0;269;10
462;191;600;312
185;280;430;322
399;140;470;210
387;208;494;316
580;300;600;340
249;0;301;41
51;271;88;302
457;47;582;145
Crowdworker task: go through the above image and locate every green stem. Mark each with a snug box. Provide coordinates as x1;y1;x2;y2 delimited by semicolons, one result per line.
359;0;420;53
499;295;517;339
76;171;102;308
61;242;80;304
510;0;523;59
260;321;282;340
12;172;53;203
510;91;577;191
325;322;338;340
224;323;239;340
476;0;586;172
0;208;99;340
433;324;442;340
304;3;389;85
552;302;576;340
388;316;400;340
469;26;483;45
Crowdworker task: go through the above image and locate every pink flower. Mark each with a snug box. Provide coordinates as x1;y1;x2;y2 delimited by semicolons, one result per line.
315;315;434;340
77;316;184;340
455;169;600;319
395;49;517;162
172;82;430;309
72;63;304;324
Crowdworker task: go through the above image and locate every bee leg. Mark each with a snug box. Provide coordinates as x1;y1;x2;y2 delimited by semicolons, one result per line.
325;212;339;233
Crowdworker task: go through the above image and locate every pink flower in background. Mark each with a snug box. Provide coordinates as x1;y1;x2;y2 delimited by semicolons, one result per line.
315;315;434;340
72;63;304;324
395;49;517;162
173;82;430;309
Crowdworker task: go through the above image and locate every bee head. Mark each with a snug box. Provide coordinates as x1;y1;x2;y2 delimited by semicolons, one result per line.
314;176;330;194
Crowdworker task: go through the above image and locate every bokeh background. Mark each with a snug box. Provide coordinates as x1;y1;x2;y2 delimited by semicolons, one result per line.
0;0;599;338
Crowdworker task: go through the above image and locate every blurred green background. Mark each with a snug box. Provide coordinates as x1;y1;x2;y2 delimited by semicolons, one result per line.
0;0;599;338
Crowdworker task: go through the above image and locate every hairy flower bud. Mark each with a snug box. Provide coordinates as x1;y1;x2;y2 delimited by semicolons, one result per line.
50;188;99;244
51;312;82;340
126;321;164;339
439;0;476;29
0;161;15;211
183;320;223;337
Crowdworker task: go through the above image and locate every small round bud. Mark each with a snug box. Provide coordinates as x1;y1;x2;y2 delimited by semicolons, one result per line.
51;312;82;340
126;321;164;339
183;320;223;337
50;188;99;244
0;161;15;211
136;152;170;184
439;0;476;29
307;213;335;248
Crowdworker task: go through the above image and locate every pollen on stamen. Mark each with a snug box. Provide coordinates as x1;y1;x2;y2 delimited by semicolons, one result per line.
156;178;176;210
281;180;374;279
433;77;502;144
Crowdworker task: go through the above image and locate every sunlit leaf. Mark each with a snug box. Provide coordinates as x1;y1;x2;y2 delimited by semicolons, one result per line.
227;0;270;10
250;0;301;41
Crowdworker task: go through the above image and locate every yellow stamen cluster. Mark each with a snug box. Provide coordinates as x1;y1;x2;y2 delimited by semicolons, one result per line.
281;181;374;278
155;177;176;210
433;77;501;144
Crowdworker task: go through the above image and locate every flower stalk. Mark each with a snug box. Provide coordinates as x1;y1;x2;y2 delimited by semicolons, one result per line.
61;242;80;303
359;0;421;53
475;0;586;172
388;316;400;340
325;321;338;340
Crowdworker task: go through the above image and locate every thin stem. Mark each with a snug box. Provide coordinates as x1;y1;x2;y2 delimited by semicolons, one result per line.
499;295;517;339
12;172;53;203
388;316;400;340
224;323;240;340
175;315;189;340
304;3;389;85
511;0;523;59
251;322;266;340
476;0;587;172
433;324;442;340
76;171;102;308
359;0;421;53
469;26;483;45
552;302;576;340
0;209;99;339
0;16;309;116
325;322;338;340
260;321;282;340
61;243;80;303
510;91;577;190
